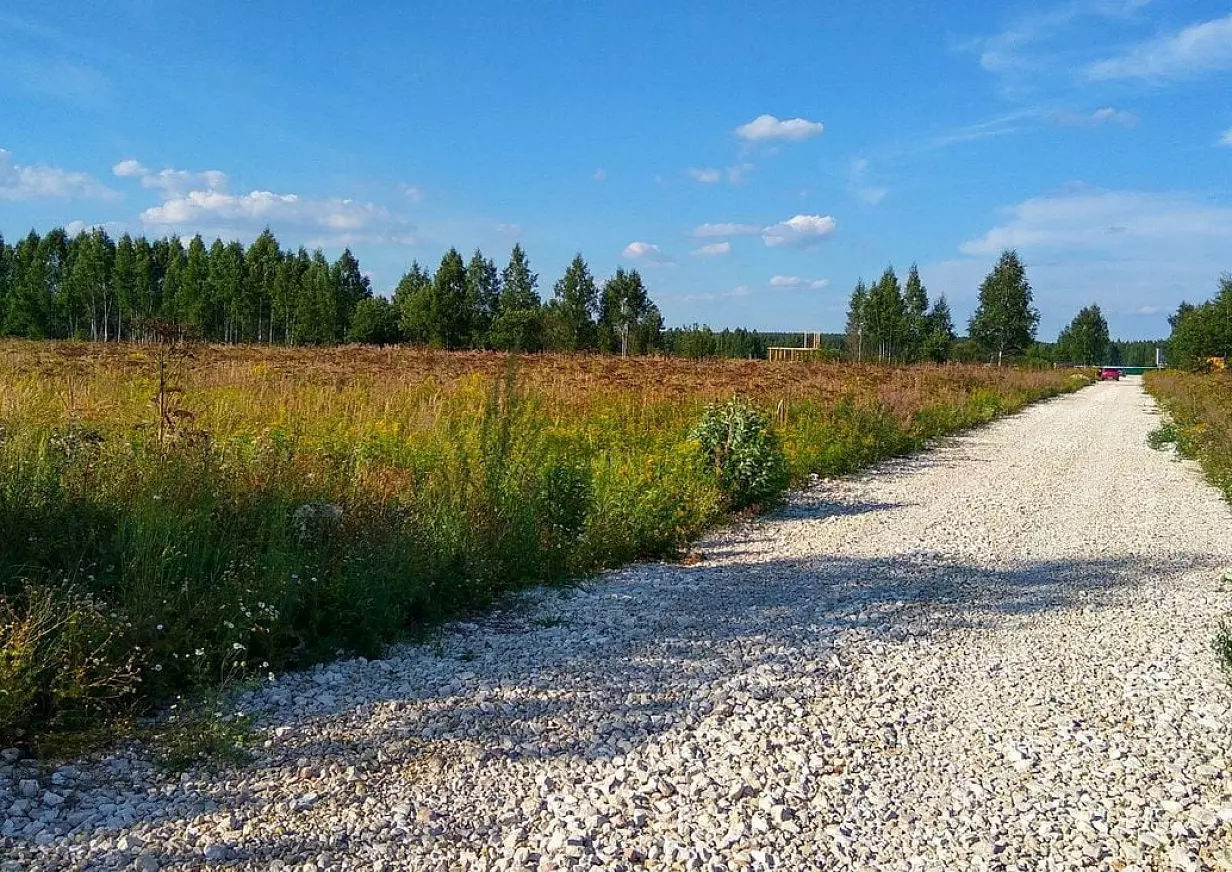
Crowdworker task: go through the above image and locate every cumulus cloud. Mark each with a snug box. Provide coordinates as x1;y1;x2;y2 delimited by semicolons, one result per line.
735;114;824;142
1220;127;1232;146
0;148;116;200
113;159;228;196
692;215;839;247
141;189;393;233
692;242;731;257
691;222;762;238
769;275;829;289
622;241;674;265
761;214;838;248
115;156;413;244
1087;12;1232;80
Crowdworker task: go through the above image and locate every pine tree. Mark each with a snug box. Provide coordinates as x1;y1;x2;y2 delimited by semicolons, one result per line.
5;231;48;338
903;263;929;362
428;248;468;348
969;250;1039;365
332;248;371;339
546;254;598;352
490;244;543;352
464;249;500;348
922;295;955;363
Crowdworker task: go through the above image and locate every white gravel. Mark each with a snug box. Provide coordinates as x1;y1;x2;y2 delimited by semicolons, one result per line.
4;377;1232;871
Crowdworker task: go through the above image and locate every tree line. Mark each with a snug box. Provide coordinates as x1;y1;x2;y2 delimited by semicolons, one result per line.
1165;274;1232;369
0;227;664;353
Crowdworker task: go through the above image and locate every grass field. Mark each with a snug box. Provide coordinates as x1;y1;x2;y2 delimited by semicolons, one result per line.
0;340;1090;747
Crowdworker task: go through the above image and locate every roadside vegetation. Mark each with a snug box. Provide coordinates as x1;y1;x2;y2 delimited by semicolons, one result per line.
0;340;1090;748
1147;273;1232;677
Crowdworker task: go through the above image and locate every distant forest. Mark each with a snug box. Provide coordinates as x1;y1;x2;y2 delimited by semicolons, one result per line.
0;226;1163;364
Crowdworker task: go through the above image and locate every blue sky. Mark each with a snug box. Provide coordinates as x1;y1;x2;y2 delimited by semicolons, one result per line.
2;1;1232;340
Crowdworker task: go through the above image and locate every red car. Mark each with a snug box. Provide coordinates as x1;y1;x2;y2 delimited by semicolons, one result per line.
1099;367;1121;381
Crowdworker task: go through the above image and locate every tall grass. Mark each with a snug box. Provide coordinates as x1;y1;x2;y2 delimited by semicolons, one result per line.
0;340;1090;746
1145;370;1232;500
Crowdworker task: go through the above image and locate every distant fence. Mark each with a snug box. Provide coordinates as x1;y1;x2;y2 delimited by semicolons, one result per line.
767;347;834;362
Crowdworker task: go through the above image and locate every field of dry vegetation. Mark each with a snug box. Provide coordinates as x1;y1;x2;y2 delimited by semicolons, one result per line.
0;340;1090;747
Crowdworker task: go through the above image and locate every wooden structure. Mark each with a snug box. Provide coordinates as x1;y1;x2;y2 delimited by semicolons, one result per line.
768;332;830;362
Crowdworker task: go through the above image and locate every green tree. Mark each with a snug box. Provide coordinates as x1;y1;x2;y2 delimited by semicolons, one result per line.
1055;304;1110;365
490;244;543;352
209;240;247;343
546;254;598;352
244;229;281;343
865;266;905;362
392;261;433;344
903;263;930;362
922;294;955;363
0;233;9;329
346;296;401;345
4;231;48;338
464;249;500;348
332;248;371;339
844;280;868;362
294;250;338;344
598;267;660;355
428;248;468;348
969;249;1039;365
1166;276;1232;368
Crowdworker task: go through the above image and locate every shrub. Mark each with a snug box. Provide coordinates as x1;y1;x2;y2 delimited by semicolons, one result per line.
691;398;789;510
0;583;142;744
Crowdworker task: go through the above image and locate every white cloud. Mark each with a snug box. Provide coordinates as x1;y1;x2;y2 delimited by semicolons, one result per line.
692;242;731;257
848;157;888;205
691;222;762;238
761;214;838;248
495;223;523;238
679;285;750;303
400;183;423;202
113;159;228;196
688;167;722;183
593;168;607;182
1220;127;1232;146
769;275;829;289
0;148;116;200
1053;107;1139;127
959;185;1232;255
116;156;412;243
622;241;674;265
726;163;754;184
735;114;824;142
1087;12;1232;80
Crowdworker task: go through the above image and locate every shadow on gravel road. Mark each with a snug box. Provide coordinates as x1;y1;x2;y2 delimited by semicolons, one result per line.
13;549;1221;866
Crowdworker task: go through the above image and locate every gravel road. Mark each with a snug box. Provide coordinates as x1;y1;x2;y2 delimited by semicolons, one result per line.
5;378;1232;871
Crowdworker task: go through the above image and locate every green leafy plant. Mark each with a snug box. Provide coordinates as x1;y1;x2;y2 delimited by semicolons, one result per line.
691;398;789;510
1147;421;1178;449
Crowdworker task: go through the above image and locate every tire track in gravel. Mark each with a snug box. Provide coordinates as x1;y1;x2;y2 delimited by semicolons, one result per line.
5;377;1232;871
